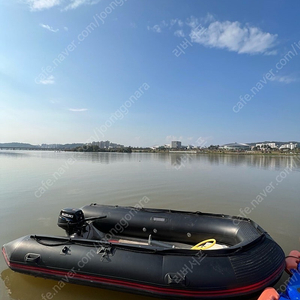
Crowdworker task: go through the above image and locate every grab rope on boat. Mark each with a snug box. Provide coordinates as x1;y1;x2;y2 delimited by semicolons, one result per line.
31;235;73;246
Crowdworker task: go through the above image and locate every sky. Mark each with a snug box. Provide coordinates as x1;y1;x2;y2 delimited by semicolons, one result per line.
0;0;300;147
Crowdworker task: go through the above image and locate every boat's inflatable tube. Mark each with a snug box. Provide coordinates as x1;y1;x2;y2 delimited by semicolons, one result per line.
2;204;285;299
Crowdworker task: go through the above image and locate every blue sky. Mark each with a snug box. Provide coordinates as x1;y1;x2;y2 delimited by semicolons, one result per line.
1;0;300;147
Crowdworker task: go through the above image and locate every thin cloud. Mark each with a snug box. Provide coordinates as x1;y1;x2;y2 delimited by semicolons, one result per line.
63;0;101;10
170;19;184;28
201;13;216;24
270;75;299;84
174;30;185;38
170;19;178;26
186;16;199;29
264;50;278;56
189;19;278;55
26;0;61;11
40;23;59;33
68;108;88;112
38;75;55;85
25;0;100;11
151;15;278;55
147;25;162;33
178;20;184;27
148;19;184;33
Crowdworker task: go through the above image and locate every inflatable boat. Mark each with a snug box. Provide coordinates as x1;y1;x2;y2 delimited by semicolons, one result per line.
2;204;285;299
258;250;300;300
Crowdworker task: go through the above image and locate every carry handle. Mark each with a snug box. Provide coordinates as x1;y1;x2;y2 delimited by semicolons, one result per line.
24;253;40;263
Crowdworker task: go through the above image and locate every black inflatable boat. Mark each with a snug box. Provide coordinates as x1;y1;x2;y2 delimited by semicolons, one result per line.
2;203;285;299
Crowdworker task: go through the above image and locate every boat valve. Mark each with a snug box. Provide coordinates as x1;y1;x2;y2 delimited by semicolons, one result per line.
60;246;71;255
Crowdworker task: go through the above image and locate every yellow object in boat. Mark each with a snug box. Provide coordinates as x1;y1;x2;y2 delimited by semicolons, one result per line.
191;239;216;250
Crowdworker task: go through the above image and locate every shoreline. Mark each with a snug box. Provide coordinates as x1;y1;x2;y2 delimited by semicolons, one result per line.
1;148;299;156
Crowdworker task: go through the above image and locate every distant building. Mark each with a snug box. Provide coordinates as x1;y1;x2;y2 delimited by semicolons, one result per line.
208;145;219;150
220;142;251;151
97;140;124;149
256;143;277;149
171;141;182;149
279;143;297;150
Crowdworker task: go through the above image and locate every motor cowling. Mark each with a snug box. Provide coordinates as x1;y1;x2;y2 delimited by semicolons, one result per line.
57;208;85;235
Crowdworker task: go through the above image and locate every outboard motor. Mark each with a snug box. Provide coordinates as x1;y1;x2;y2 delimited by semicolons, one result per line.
58;208;85;235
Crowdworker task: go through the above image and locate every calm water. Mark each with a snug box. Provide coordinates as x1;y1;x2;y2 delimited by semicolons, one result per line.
1;151;299;300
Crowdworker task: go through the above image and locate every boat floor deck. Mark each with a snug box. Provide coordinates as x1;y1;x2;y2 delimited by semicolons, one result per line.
109;235;229;250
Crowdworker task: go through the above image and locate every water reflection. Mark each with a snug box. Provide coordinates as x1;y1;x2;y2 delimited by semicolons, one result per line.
169;153;300;172
1;150;299;172
72;152;300;172
0;151;28;158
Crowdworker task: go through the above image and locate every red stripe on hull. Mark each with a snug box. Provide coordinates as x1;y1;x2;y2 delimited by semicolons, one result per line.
3;247;284;298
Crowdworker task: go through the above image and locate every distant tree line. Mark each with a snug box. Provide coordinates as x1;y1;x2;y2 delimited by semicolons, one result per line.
74;145;132;153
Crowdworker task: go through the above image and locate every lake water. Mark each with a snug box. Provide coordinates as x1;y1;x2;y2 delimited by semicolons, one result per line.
1;151;299;300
